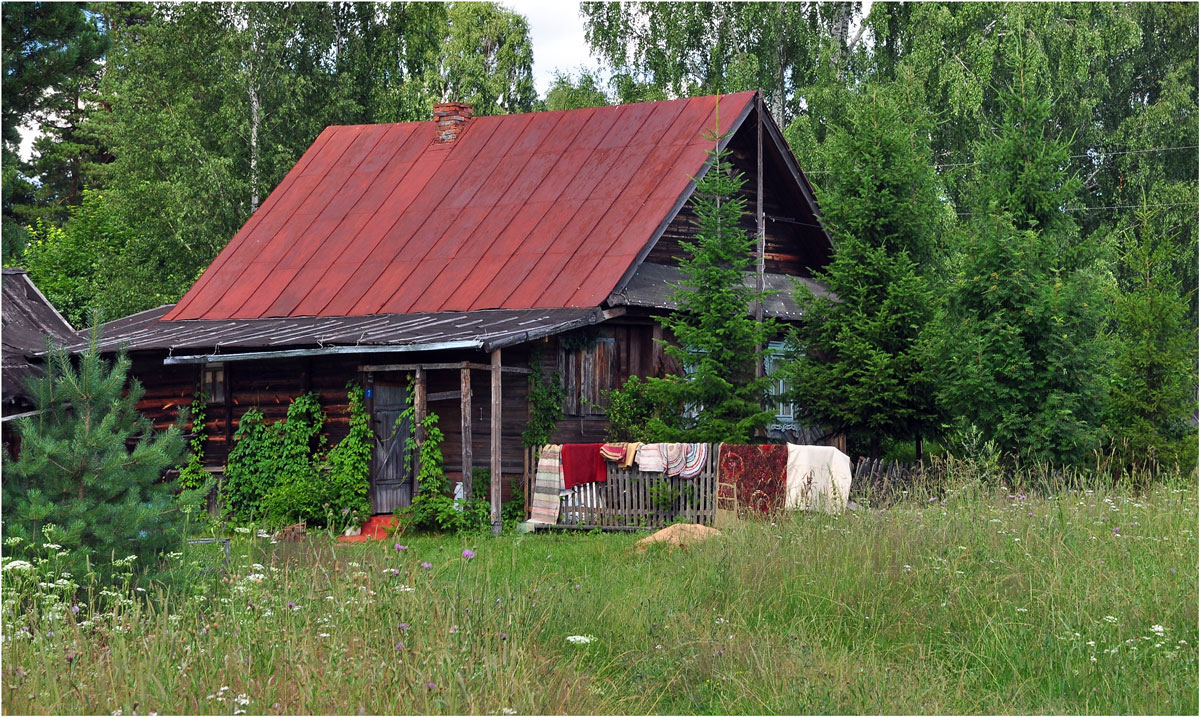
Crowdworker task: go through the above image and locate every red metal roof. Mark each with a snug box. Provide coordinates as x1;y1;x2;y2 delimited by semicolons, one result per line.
165;91;758;321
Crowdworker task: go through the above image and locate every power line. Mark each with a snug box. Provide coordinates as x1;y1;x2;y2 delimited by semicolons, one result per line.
955;202;1200;215
803;144;1199;175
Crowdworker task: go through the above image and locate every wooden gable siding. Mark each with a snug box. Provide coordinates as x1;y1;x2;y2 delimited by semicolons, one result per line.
644;111;830;277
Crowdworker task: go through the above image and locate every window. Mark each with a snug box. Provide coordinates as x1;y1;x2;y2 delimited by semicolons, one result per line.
765;342;794;421
202;363;226;405
560;336;617;416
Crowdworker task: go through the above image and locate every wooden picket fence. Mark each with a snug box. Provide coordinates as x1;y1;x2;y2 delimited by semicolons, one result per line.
524;445;720;530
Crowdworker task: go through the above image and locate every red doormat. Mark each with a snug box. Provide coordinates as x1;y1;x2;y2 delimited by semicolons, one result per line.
337;515;397;543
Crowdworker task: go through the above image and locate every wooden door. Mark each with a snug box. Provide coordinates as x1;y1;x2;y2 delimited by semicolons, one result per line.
370;384;413;514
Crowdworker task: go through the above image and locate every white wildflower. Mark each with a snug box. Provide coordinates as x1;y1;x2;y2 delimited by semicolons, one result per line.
2;560;34;572
1151;624;1165;635
565;635;595;645
234;527;251;534
1103;616;1118;623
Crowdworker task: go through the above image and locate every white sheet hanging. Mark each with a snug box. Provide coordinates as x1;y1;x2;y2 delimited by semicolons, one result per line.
785;444;853;514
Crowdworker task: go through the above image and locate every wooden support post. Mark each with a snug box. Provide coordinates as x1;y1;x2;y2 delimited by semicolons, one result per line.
754;92;766;380
490;348;502;535
461;367;473;501
222;363;233;446
414;367;426;484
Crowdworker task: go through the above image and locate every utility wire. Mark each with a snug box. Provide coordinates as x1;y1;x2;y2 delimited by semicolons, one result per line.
954;201;1199;217
803;144;1199;175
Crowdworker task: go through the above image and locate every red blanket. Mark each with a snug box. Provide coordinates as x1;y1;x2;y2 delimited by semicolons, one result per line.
561;443;607;490
718;444;788;514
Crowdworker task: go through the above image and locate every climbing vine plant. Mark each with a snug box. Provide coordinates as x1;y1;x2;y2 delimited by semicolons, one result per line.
394;379;492;534
522;349;564;448
177;391;208;490
222;385;371;527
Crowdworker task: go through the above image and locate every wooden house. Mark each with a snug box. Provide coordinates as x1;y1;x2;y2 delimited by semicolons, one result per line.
63;91;835;525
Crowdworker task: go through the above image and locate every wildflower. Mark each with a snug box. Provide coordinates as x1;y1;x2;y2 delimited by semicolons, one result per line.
1151;624;1166;635
1103;616;1118;623
566;635;595;644
425;682;437;690
421;562;432;569
500;632;508;640
449;625;458;634
234;527;251;534
288;602;296;610
319;633;330;638
395;544;407;551
395;642;405;650
1086;641;1096;647
929;497;937;502
462;549;475;560
2;560;33;572
398;622;411;631
71;604;80;614
502;709;517;715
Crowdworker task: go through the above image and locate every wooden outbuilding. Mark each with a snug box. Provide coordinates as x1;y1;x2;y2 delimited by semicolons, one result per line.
60;90;835;525
2;268;79;456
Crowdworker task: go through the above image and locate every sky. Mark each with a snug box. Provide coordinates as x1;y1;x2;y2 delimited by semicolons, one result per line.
515;0;603;97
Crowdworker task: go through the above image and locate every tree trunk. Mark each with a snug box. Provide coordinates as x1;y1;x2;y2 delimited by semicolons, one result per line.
248;27;261;213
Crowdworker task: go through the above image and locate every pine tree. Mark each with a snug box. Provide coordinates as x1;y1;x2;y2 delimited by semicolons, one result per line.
937;34;1109;467
613;140;775;443
1;327;190;587
784;80;944;460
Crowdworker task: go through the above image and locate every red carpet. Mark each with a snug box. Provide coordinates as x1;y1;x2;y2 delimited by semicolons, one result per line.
337;515;396;543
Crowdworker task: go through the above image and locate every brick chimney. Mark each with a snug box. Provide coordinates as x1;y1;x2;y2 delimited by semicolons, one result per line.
432;102;473;144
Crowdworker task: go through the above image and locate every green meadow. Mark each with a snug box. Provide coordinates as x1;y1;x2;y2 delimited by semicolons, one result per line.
3;480;1196;715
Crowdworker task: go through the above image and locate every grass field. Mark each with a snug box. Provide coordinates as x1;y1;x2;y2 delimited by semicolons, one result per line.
3;480;1196;715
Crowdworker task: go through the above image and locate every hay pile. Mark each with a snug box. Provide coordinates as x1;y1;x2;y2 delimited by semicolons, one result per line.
635;523;722;552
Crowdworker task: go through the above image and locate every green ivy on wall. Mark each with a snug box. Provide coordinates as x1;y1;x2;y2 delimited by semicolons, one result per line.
522;349;564;449
222;385;371;527
177;391;208;490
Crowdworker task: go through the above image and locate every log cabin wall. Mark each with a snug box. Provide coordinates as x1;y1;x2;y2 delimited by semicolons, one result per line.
127;348;532;503
540;319;681;445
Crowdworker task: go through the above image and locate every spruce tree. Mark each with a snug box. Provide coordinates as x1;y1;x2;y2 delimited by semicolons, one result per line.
1105;202;1197;475
937;34;1109;467
784;80;943;460
613;140;775;443
1;327;190;586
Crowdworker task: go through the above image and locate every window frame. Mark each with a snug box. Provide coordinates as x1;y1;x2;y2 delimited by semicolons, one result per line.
202;363;226;406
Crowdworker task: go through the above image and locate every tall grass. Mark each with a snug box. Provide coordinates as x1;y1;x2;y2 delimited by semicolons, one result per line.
3;479;1196;714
